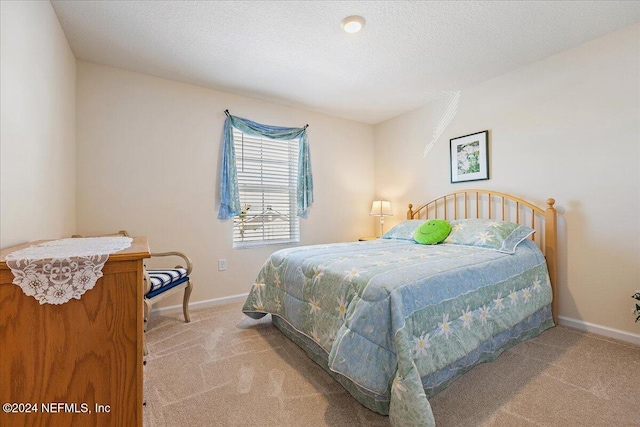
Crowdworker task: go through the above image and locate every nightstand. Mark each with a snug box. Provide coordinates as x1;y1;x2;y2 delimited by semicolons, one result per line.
359;237;378;241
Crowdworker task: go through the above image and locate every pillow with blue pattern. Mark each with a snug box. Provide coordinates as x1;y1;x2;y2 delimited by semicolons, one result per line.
444;219;535;254
381;220;425;241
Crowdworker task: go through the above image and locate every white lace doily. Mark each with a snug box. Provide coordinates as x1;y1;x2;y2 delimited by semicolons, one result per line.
5;237;133;305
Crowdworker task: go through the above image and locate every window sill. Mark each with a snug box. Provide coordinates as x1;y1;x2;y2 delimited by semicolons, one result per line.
233;239;300;250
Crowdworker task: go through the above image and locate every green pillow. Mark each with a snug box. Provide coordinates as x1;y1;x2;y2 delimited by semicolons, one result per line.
413;219;451;245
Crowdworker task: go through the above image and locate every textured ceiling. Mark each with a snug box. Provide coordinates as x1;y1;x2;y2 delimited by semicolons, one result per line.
51;1;640;124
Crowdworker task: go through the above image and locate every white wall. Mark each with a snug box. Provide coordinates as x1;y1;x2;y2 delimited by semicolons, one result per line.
76;61;375;307
374;23;640;336
0;1;76;248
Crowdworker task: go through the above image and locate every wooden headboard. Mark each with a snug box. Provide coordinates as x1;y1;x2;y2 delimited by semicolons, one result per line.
407;189;557;322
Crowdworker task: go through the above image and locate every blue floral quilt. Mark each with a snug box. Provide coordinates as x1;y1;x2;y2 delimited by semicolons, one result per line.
243;239;553;426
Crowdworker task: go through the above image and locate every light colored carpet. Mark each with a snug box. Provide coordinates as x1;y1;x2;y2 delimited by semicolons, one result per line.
143;302;640;426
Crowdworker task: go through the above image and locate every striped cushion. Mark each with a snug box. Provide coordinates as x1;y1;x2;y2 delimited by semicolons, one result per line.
147;268;188;293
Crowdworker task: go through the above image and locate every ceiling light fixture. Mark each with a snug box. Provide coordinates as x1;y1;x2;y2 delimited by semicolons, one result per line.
341;15;365;34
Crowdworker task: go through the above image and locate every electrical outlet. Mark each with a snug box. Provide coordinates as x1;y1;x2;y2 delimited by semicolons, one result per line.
218;259;227;271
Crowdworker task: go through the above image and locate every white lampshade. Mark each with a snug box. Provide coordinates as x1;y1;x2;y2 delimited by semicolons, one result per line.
370;200;392;217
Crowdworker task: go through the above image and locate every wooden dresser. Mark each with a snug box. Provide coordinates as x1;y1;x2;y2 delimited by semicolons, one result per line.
0;237;150;427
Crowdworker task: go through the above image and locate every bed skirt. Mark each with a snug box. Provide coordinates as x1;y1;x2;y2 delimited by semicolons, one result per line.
271;305;554;416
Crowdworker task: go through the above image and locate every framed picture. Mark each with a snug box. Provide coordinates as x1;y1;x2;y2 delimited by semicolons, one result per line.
450;130;489;183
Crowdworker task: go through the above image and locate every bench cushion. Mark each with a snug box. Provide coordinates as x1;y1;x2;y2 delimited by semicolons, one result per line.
146;268;189;298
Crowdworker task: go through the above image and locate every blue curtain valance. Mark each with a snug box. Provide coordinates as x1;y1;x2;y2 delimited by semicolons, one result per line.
218;113;314;219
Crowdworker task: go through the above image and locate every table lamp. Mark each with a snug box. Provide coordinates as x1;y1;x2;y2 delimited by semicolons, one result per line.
370;200;393;237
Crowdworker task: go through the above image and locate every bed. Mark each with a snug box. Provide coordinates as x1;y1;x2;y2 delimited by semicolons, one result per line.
242;189;557;426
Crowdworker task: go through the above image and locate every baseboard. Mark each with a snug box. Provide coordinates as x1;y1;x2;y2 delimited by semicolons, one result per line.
151;292;249;316
557;315;640;345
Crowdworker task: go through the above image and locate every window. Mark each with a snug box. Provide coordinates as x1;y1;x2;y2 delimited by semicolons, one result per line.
232;128;300;248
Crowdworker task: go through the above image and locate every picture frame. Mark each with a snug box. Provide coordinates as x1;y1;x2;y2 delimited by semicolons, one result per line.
450;130;489;183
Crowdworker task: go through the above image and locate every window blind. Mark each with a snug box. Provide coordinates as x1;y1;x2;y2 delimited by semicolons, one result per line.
233;128;300;248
